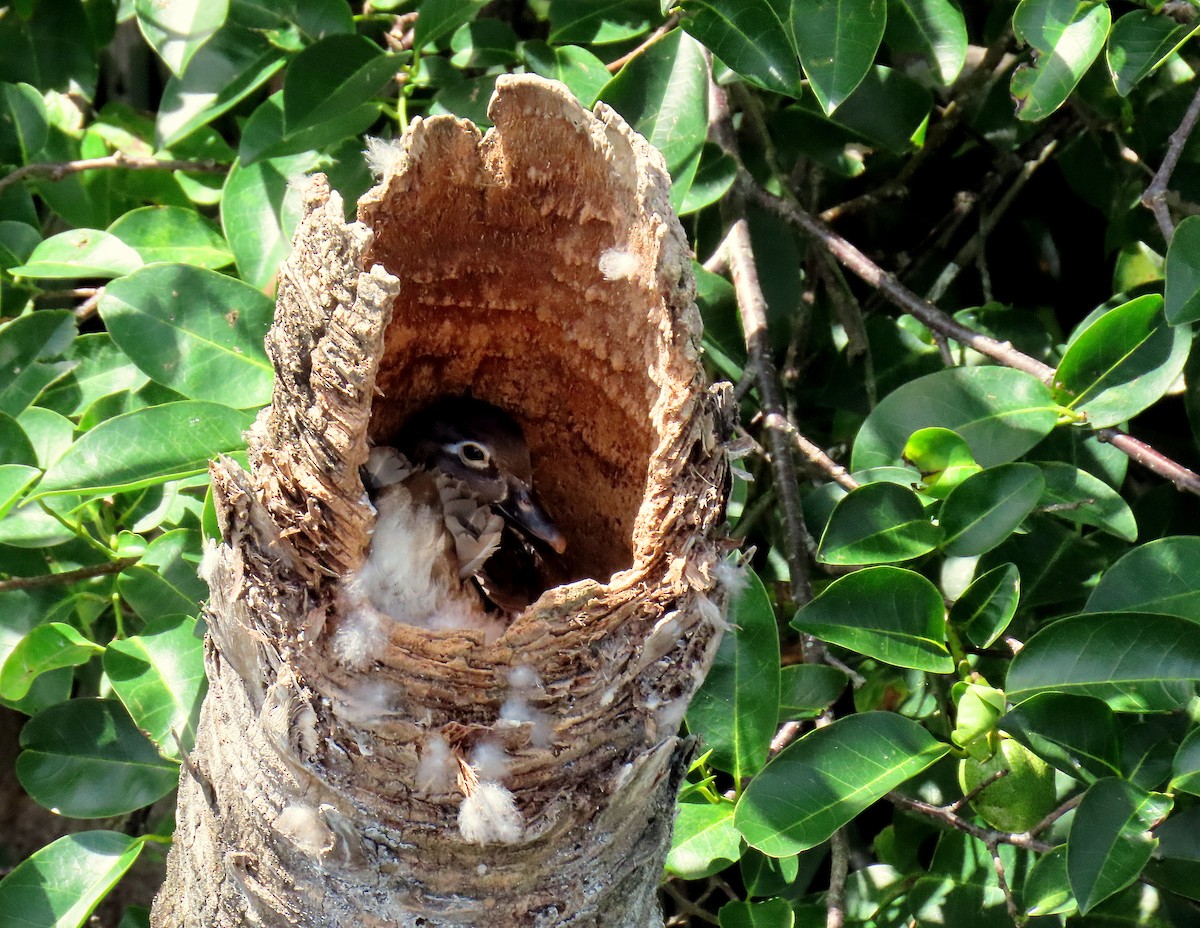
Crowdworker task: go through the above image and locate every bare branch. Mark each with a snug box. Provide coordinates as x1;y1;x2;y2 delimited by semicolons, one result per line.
887;792;1055;853
1142;81;1200;240
0;153;226;196
827;829;849;928
0;557;138;593
606;13;680;72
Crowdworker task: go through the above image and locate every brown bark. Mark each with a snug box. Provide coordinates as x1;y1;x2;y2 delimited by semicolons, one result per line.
152;76;732;927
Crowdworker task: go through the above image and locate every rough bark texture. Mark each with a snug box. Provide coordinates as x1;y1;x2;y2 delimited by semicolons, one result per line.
152;76;732;928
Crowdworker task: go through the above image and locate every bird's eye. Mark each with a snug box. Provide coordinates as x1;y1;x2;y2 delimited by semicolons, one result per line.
456;441;490;468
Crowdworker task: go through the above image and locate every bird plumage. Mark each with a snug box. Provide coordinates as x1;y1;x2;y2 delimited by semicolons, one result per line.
346;398;565;632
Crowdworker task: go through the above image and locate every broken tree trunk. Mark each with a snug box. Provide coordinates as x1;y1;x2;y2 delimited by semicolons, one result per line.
151;75;732;928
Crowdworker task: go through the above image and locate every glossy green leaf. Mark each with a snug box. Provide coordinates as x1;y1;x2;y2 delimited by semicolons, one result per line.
450;19;519;68
10;228;143;279
1011;0;1111;122
735;712;949;856
778;664;847;721
0;0;98;98
549;0;660;45
17;698;179;817
676;1;804;97
0;591;74;715
220;152;313;290
903;426;980;499
98;264;273;408
949;562;1020;649
0;412;36;467
718;898;795;928
792;0;887;114
1035;461;1137;541
35;333;150;418
666;800;742;879
282;35;399;138
678;142;737;216
884;0;967;85
1001;693;1120;783
792;567;953;673
1165;215;1200;325
36;401;253;499
117;530;208;624
0;81;48;164
156;27;285;148
816;482;940;565
104;614;206;758
1084;536;1200;619
1106;10;1199;97
940;463;1044;557
0;623;104;702
1170;727;1200;796
688;568;780;779
522;42;611;107
135;0;228;76
107;206;232;268
0;831;145;928
0;462;38;523
1054;295;1190;428
1068;778;1172;914
1024;846;1074;917
600;28;708;175
0;310;76;418
19;406;73;470
1007;612;1200;712
851;367;1059;471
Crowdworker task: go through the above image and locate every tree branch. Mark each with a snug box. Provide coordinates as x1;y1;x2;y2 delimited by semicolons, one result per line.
1142;81;1200;240
886;792;1054;853
606;13;680;72
0;153;226;196
0;557;138;592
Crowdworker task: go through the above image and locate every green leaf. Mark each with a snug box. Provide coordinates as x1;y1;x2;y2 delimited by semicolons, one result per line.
735;712;949;856
884;0;967;85
792;0;888;114
851;367;1059;471
1165;215;1200;325
450;19;519;69
792;567;953;673
0;309;76;418
36;401;254;499
0;832;145;928
665;800;742;879
282;35;399;139
0;0;98;98
156;27;285;148
414;0;490;52
816;482;941;565
1007;612;1200;712
678;142;738;216
97;264;273;408
107;206;233;268
116;530;208;624
0;81;49;164
1084;536;1200;618
549;0;660;45
0;463;39;521
0;412;36;467
35;333;150;418
1068;778;1172;914
522;42;611;108
1035;461;1137;541
221;152;314;291
1106;10;1199;97
1024;846;1075;917
135;0;228;76
1010;0;1111;122
0;623;104;702
1054;295;1191;428
1001;693;1121;782
104;614;206;758
902;426;980;499
599;28;708;175
676;1;804;97
688;568;780;779
17;698;179;817
940;463;1045;557
9;228;143;279
718;897;795;928
948;562;1019;649
778;664;847;721
1170;727;1200;796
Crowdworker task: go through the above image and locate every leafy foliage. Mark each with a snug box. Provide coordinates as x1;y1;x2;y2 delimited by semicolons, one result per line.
2;0;1200;925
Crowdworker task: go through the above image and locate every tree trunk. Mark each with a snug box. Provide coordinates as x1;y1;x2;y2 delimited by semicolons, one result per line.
151;75;732;928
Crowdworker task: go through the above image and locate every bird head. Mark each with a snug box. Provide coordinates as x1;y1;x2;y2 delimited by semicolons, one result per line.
394;397;567;555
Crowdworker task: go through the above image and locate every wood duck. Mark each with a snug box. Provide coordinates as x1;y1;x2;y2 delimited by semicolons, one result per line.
351;397;566;631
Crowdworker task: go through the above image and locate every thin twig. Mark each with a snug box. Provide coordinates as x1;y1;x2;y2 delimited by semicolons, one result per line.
1142;81;1200;240
887;792;1055;853
989;844;1020;925
0;557;138;592
662;880;721;926
0;153;226;196
948;768;1008;814
709;75;814;606
1027;793;1082;838
827;829;849;928
746;180;1200;496
606;13;680;72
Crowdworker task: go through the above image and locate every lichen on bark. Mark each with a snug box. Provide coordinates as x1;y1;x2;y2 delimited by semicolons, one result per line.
152;76;732;928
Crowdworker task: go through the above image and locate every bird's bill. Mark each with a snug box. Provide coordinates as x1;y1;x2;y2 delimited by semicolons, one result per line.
503;481;568;554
